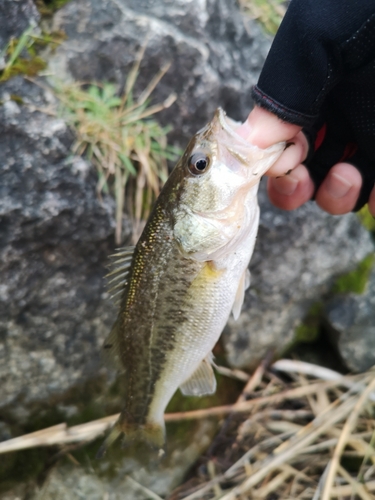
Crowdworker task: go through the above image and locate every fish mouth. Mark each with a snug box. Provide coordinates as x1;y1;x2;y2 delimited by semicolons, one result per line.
215;108;250;145
215;107;284;154
209;107;285;173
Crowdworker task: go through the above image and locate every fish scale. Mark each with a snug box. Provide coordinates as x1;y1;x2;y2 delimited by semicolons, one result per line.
98;108;284;455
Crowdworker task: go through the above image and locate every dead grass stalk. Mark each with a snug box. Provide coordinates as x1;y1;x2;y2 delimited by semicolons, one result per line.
1;360;374;499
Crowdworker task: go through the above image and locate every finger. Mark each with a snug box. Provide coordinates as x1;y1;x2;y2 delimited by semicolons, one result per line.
266;131;309;177
267;163;315;210
368;185;375;217
237;106;302;148
315;163;362;215
303;115;373;212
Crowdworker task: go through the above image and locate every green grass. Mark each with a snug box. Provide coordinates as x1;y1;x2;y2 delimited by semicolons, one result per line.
289;302;323;346
0;25;65;82
56;49;180;244
240;0;286;35
357;204;375;233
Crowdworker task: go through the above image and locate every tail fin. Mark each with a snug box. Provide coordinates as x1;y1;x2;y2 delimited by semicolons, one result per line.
96;416;165;458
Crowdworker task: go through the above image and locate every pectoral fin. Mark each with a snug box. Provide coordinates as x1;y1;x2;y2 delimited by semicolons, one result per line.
180;355;217;396
232;268;250;321
245;268;251;290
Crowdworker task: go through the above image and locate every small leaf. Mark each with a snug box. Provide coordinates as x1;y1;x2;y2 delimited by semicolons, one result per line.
119;153;137;176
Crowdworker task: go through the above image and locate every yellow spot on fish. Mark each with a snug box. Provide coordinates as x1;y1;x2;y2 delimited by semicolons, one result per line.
192;261;224;286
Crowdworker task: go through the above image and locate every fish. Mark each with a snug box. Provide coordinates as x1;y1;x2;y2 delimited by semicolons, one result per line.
99;108;284;455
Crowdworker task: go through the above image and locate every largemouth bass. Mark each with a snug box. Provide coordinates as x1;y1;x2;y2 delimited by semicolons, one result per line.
100;108;284;454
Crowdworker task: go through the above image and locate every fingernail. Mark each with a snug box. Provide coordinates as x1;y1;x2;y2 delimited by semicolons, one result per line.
326;172;352;199
273;173;298;195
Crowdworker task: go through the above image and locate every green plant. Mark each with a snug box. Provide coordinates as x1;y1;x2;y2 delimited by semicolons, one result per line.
357;204;375;233
56;51;179;244
294;302;323;344
35;0;72;17
240;0;286;35
332;253;374;295
0;25;65;82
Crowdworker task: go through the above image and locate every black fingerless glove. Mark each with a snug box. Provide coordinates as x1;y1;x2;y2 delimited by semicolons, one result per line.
252;0;375;211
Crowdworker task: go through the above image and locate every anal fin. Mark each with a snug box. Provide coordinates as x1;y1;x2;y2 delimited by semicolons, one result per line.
180;355;216;396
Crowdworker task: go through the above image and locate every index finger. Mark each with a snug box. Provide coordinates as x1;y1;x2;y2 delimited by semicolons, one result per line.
236;106;302;148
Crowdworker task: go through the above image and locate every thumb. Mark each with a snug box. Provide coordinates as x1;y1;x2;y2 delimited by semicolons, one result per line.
237;106;302;149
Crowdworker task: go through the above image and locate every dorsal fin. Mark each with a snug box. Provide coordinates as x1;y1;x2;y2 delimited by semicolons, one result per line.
102;246;135;369
179;355;216;396
105;246;135;302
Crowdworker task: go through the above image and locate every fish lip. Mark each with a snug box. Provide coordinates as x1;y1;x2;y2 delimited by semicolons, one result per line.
215;107;244;141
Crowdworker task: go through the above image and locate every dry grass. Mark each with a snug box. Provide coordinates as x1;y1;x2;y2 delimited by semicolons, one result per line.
171;362;375;500
1;360;374;499
55;46;179;244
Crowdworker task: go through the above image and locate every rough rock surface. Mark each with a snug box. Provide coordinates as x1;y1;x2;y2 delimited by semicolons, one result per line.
0;76;117;422
0;0;39;51
223;184;374;368
31;420;214;500
49;0;271;144
325;269;375;372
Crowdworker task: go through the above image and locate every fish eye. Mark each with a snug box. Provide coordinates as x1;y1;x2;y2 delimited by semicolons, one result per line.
188;153;210;176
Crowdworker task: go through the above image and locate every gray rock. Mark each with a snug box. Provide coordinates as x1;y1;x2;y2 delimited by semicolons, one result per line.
0;77;118;421
49;0;271;144
31;420;214;500
0;0;39;50
325;268;375;372
223;184;374;368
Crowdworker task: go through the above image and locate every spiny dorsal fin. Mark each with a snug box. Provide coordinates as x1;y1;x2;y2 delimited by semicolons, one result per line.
232;268;250;321
105;245;135;302
179;355;216;396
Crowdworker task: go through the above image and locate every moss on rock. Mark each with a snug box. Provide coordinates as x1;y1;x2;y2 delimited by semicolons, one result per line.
295;303;323;343
35;0;72;17
357;205;375;233
332;253;374;295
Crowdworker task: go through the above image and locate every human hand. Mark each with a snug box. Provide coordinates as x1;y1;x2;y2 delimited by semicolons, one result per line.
238;0;375;217
239;106;368;215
